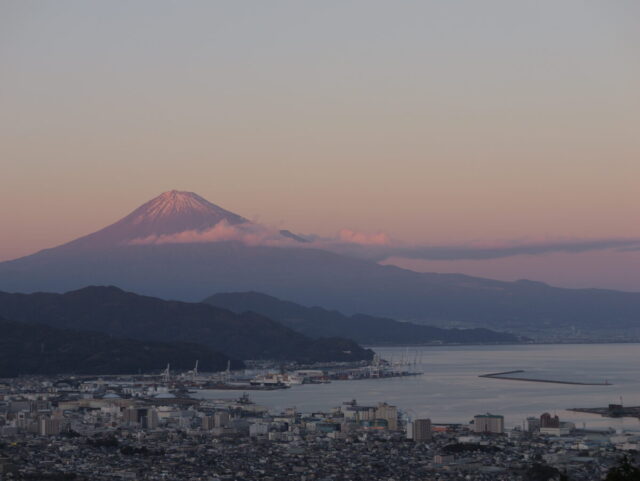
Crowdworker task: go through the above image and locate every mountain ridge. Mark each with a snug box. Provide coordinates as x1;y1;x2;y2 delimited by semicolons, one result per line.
203;291;522;344
3;240;640;335
2;190;640;336
0;286;374;363
0;315;242;377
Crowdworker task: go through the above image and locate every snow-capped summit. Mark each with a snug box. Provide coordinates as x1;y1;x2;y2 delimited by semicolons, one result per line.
128;190;246;226
61;190;248;249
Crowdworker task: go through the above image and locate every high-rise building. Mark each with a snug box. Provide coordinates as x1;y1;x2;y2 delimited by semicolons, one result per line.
375;403;398;430
526;417;540;432
123;407;140;425
249;423;269;437
540;412;559;428
214;411;230;428
39;417;62;436
412;418;432;441
473;413;504;434
202;415;215;430
342;400;376;423
146;408;159;429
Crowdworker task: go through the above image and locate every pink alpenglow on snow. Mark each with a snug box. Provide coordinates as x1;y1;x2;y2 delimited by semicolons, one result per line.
58;190;249;250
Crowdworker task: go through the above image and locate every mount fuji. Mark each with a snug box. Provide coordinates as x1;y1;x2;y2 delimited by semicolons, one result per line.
2;190;640;335
53;190;250;250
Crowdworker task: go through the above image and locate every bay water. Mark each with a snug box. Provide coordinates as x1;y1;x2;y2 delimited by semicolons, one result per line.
195;343;640;430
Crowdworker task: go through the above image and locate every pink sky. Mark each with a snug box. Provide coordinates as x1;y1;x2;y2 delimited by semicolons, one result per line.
1;1;639;290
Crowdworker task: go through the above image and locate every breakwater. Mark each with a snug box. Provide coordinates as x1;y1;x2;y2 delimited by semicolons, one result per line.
569;406;640;419
479;370;612;386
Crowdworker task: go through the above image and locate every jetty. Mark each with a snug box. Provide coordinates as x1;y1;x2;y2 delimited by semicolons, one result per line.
568;405;640;419
479;370;612;386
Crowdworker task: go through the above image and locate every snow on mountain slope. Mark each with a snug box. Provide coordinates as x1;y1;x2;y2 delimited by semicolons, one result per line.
58;190;249;249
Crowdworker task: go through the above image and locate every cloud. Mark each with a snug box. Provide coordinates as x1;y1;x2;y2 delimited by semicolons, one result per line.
323;237;640;262
128;221;294;247
337;229;391;246
127;221;640;263
615;245;640;253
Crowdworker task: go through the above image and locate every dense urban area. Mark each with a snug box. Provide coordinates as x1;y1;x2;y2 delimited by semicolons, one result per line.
1;366;639;481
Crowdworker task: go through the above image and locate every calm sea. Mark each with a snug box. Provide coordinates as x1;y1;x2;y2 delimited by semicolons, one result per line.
195;343;640;430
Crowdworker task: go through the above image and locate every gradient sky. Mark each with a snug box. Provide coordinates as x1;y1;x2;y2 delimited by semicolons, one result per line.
1;1;639;289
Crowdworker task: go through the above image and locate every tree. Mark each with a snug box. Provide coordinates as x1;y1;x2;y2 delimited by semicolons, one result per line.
606;457;640;481
524;463;570;481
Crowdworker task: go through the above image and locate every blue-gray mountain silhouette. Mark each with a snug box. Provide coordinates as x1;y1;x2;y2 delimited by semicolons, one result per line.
1;191;639;335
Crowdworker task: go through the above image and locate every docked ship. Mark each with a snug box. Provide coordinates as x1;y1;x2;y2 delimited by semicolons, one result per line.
250;373;304;387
